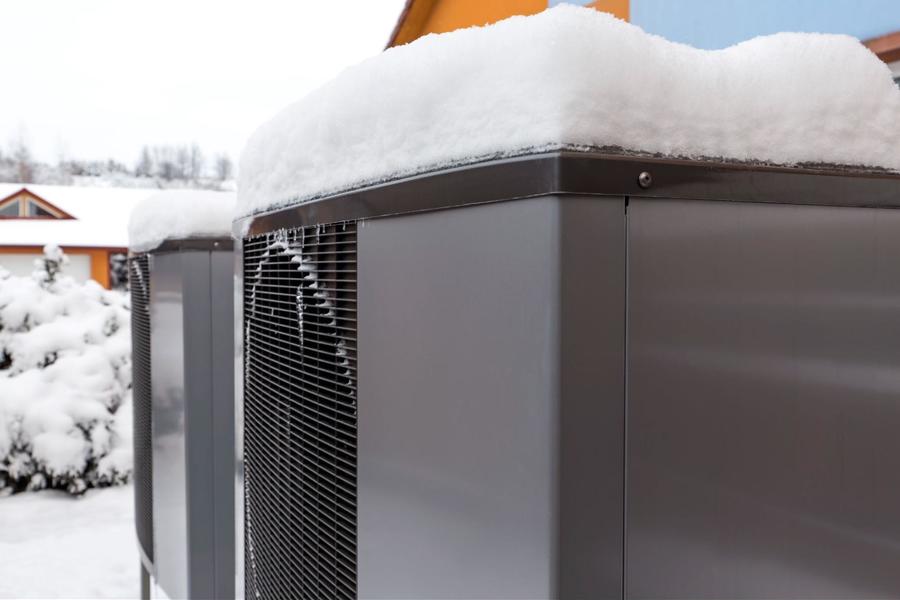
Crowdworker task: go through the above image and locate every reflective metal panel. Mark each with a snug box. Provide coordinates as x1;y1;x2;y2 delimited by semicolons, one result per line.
358;196;626;599
150;248;235;600
627;199;900;598
358;199;560;599
209;250;235;600
150;252;188;600
233;233;246;600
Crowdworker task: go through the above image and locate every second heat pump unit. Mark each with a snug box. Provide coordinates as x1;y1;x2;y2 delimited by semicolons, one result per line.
129;191;236;600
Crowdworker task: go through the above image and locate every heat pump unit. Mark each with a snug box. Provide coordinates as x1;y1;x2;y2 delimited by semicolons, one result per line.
235;152;900;599
130;235;235;600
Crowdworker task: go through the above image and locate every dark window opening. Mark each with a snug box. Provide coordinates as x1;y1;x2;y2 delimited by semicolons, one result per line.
25;200;55;217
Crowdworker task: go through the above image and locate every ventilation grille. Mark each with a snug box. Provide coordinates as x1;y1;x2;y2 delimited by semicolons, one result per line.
129;254;153;562
243;223;358;600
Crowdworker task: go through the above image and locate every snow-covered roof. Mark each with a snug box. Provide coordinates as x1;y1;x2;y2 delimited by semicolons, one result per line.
128;190;236;252
0;183;158;248
238;5;900;218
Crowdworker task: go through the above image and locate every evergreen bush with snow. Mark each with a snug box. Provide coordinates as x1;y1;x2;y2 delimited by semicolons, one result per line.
0;245;132;495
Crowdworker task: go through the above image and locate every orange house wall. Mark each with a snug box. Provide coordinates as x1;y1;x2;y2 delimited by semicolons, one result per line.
420;0;546;36
391;0;629;46
0;246;119;289
587;0;629;22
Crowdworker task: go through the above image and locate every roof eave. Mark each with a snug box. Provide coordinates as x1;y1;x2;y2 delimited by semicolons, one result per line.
386;0;437;48
864;30;900;64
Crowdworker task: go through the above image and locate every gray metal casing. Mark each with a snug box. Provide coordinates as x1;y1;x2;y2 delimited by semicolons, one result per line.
357;197;625;598
235;152;900;599
626;198;900;598
145;240;235;600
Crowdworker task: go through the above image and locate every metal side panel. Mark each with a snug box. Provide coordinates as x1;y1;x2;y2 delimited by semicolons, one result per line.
626;198;900;598
182;250;216;600
358;195;625;599
209;249;236;600
233;234;245;600
152;249;235;600
557;196;626;599
180;249;236;600
150;252;188;600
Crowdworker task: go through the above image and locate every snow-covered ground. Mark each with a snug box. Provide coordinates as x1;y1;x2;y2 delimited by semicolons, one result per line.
0;485;138;599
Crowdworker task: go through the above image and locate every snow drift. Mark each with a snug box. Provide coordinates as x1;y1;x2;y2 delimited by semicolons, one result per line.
128;189;236;252
0;246;132;495
238;4;900;217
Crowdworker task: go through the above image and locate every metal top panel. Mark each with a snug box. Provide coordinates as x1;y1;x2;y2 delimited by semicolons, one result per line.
237;152;900;235
130;236;233;256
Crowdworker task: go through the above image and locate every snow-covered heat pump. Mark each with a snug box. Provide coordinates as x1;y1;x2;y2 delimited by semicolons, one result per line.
129;191;236;600
234;7;900;599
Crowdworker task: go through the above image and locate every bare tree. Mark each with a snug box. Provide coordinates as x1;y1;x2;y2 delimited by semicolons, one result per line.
10;134;34;184
188;143;204;181
136;146;153;177
0;148;12;183
0;135;223;186
153;146;176;181
174;145;190;180
214;153;233;181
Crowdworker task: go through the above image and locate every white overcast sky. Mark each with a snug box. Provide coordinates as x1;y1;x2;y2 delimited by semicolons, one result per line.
0;0;406;165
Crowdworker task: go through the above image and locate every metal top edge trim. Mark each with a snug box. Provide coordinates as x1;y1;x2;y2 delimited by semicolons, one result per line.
129;237;234;256
235;151;900;237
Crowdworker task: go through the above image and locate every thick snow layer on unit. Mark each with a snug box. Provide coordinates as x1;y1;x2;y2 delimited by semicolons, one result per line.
0;485;137;599
238;5;900;216
128;189;236;252
0;248;132;495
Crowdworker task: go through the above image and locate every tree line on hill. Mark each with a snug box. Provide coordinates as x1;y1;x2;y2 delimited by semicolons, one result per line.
0;136;234;190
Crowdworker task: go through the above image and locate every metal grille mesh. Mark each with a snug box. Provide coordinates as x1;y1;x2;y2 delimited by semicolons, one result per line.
243;223;358;600
129;254;153;562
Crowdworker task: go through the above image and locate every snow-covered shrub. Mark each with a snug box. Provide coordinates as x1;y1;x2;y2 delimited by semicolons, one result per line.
33;243;69;287
0;245;132;495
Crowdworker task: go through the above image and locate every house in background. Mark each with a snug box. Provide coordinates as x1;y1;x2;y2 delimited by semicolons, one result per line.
388;0;628;45
0;185;238;289
866;31;900;84
0;185;237;289
388;0;900;78
0;184;157;287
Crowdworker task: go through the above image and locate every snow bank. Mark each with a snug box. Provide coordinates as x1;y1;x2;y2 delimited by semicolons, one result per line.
128;190;236;252
0;247;132;495
0;485;137;599
238;5;900;217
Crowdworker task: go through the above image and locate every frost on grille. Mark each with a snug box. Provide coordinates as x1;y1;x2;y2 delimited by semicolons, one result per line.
242;223;358;600
129;254;153;562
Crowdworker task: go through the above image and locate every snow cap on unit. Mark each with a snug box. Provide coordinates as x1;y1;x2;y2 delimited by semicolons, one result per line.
128;190;236;252
237;4;900;217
